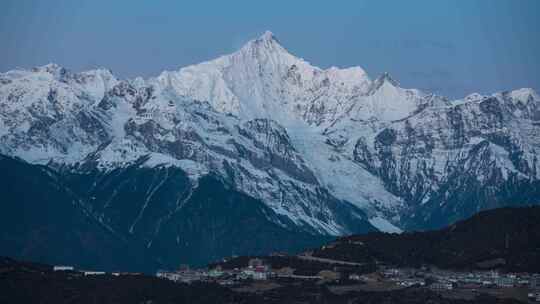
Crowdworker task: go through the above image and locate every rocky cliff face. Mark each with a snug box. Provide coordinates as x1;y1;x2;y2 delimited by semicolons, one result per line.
353;89;540;228
0;32;539;267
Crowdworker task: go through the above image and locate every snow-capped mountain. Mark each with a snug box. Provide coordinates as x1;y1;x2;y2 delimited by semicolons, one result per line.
1;31;539;266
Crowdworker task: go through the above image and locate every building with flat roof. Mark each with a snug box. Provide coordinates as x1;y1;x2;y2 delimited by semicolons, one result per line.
53;266;74;271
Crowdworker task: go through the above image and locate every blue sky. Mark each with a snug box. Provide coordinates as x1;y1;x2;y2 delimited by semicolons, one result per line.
1;0;539;98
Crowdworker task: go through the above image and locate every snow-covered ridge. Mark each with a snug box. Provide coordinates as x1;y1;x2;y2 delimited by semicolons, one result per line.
1;31;539;234
151;31;373;126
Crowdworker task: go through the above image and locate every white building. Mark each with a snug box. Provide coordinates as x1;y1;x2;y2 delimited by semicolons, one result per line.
156;271;181;282
430;282;453;290
495;277;515;288
528;292;540;302
156;270;204;283
53;266;74;271
253;271;268;280
83;271;106;276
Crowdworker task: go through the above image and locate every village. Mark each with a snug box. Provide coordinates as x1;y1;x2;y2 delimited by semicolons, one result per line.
49;254;540;303
153;256;540;303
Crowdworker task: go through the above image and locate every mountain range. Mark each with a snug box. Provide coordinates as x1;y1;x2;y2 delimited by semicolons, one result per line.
1;31;539;270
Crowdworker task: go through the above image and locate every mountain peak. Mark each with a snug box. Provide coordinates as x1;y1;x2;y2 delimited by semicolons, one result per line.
240;31;285;54
369;72;400;94
379;72;399;86
259;30;276;42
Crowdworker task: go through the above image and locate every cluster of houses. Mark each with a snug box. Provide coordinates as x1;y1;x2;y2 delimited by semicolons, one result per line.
54;259;540;302
380;266;540;300
156;257;374;286
424;269;540;290
155;257;540;302
156;258;274;285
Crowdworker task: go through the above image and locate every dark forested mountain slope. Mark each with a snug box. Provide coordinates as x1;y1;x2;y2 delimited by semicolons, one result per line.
0;155;344;271
313;206;540;272
0;155;154;271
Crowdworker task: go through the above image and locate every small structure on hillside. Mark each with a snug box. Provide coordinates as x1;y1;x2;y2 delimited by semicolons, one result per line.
208;267;224;278
429;282;453;290
83;271;106;276
248;258;264;268
318;270;340;281
53;266;74;271
253;265;269;280
495;276;515;288
157;270;181;281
